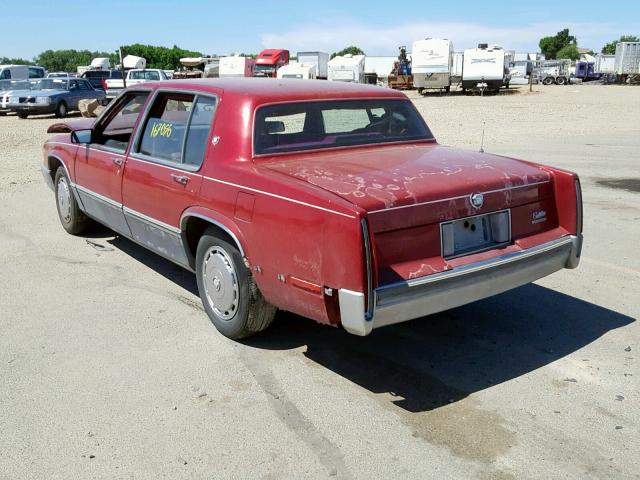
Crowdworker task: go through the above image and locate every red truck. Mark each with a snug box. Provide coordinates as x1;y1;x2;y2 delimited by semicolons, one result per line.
253;49;290;78
42;79;583;339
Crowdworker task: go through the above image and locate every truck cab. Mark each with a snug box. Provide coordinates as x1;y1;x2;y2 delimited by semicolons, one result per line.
253;49;290;78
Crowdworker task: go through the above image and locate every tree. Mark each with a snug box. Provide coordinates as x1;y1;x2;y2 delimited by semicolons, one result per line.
119;44;202;70
34;49;119;72
601;35;640;54
0;56;32;65
539;29;576;59
556;44;580;61
331;46;365;59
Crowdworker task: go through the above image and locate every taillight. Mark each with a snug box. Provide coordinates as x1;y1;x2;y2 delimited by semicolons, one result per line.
101;79;107;90
575;178;583;234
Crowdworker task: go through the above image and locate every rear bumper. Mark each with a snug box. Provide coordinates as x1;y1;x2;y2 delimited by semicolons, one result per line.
339;235;582;336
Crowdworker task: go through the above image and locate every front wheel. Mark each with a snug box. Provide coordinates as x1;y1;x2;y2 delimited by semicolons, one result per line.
556;76;566;85
196;232;276;339
54;167;91;234
542;77;554;85
17;112;29;119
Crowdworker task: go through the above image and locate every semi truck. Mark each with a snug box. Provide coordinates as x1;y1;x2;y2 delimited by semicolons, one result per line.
296;52;329;79
412;38;454;93
462;44;509;92
253;49;289;78
327;54;365;83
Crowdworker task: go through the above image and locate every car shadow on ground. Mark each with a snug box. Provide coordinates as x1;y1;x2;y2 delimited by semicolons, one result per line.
94;228;634;413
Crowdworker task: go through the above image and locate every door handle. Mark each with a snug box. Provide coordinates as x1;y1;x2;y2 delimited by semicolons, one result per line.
111;157;123;166
171;174;189;185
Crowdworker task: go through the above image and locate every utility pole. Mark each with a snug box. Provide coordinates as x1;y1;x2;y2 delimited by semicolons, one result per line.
119;48;127;89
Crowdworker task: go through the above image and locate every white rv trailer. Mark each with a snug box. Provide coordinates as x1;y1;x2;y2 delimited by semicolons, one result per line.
411;38;454;92
122;55;146;70
277;62;317;79
327;54;365;83
296;52;329;79
462;44;508;92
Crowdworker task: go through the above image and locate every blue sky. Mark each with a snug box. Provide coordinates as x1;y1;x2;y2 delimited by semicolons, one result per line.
2;0;638;59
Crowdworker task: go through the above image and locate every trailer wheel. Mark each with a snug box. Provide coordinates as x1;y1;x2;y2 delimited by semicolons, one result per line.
417;88;423;95
556;76;567;85
542;77;554;85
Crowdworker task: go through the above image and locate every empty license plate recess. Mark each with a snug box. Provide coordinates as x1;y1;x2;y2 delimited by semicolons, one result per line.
441;210;511;258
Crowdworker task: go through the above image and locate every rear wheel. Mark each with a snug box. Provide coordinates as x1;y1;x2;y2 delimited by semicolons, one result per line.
196;231;276;339
55;101;68;118
54;167;90;235
542;77;554;85
556;76;567;85
17;112;29;119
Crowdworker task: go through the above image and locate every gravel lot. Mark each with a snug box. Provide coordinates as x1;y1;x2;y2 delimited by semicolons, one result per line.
0;84;638;480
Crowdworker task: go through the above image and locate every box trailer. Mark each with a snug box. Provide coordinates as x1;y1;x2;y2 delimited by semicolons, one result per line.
614;42;640;75
595;54;615;74
412;38;454;93
296;52;329;79
328;54;365;83
277;63;317;79
462;44;508;92
219;56;254;77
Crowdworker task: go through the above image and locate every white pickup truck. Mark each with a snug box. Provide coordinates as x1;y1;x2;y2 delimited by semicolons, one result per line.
104;69;169;99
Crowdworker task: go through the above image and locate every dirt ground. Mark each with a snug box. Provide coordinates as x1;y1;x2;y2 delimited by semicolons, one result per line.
0;84;638;479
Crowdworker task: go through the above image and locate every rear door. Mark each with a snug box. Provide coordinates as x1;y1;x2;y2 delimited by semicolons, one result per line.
121;90;218;266
74;91;151;235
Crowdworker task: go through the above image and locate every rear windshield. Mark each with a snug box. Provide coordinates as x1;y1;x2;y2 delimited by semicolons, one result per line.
254;99;433;155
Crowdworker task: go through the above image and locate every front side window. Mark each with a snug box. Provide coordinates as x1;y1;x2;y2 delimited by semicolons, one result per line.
254;99;433;155
92;92;150;152
137;92;217;168
1;69;11;80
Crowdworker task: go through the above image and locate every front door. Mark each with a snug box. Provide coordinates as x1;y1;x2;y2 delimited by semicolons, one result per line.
74;91;150;235
122;91;218;267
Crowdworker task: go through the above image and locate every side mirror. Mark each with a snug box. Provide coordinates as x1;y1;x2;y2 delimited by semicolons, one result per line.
71;128;93;144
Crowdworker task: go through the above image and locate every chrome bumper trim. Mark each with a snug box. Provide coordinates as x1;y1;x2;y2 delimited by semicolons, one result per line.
339;235;582;336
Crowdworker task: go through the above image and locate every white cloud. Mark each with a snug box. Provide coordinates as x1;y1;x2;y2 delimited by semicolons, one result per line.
261;20;623;54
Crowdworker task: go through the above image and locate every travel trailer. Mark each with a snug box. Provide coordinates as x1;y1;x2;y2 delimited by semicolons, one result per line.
219;56;255;77
327;54;365;83
462;44;509;92
276;63;317;79
296;52;329;79
411;38;454;93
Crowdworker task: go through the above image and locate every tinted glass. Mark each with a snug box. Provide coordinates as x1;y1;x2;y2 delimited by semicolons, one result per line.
139;93;194;163
254;99;433;155
183;96;217;166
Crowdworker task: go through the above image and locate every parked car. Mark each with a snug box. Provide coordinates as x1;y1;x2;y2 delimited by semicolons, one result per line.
0;79;31;115
104;69;168;99
9;78;105;118
41;79;583;339
80;69;122;90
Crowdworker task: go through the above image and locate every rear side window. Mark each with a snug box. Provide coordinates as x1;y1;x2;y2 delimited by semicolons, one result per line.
130;70;161;81
138;92;217;168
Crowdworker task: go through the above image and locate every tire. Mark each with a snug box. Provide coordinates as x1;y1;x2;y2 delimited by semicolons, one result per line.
556;76;566;85
55;101;68;118
54;167;90;235
196;231;276;339
542;77;554;85
17;112;29;119
445;86;450;93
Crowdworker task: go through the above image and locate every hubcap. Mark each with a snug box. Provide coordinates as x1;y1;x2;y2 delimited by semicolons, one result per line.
57;177;72;223
202;246;239;320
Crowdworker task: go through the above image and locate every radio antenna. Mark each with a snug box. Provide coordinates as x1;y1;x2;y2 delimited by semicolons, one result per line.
479;121;485;153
